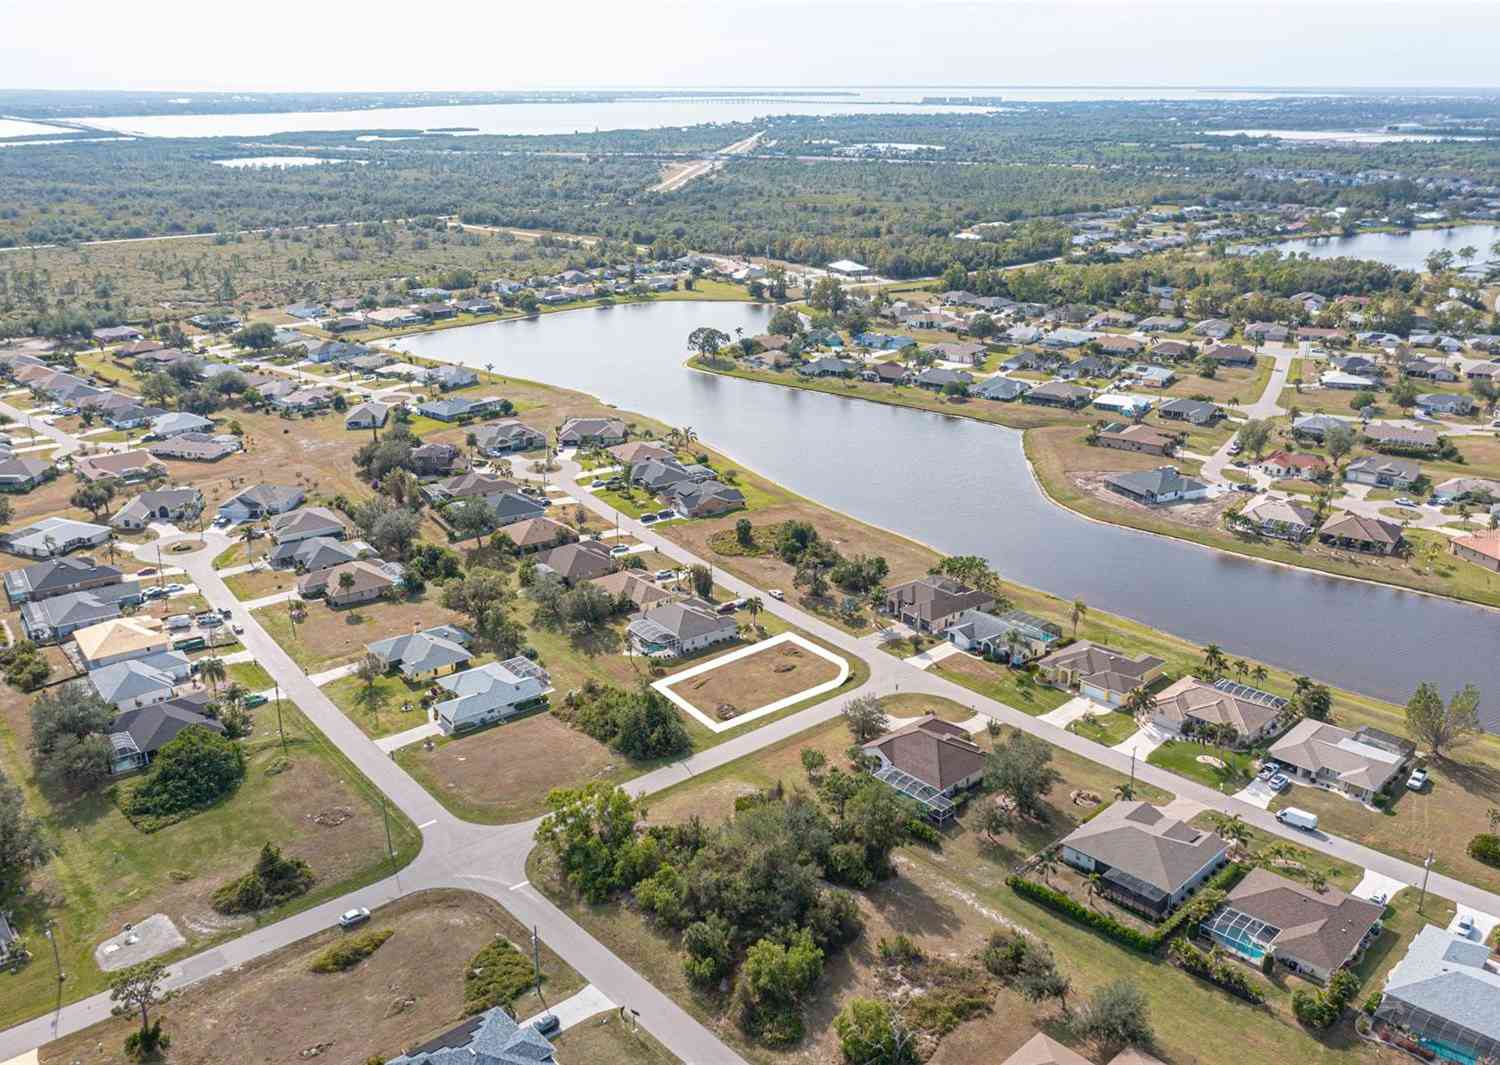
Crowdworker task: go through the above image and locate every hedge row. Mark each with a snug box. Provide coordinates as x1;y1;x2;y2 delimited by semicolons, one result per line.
1007;862;1247;955
1468;833;1500;868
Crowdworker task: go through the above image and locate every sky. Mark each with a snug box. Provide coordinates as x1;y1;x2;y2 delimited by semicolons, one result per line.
2;0;1499;93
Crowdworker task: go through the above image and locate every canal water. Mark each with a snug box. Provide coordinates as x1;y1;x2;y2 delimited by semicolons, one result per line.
1273;224;1500;273
393;301;1500;719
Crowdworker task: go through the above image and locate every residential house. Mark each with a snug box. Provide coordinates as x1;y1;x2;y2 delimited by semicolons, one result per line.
1206;344;1257;367
433;658;551;734
1104;466;1211;506
269;505;347;545
536;541;617;585
1059;355;1116;380
1;517;112;559
943;608;1061;663
1097;423;1176;456
427;471;520;505
1400;358;1458;382
298;559;398;605
557;417;626;448
89;651;193;711
1417;392;1475;417
1296;326;1348;344
486;491;548;527
20;583;140;643
1037;641;1165;706
105;404;166;430
1333;354;1381;378
1058;801;1230;918
499;516;574;553
1364;424;1440;453
631;458;712;494
1148;676;1285;746
974;376;1029;401
475;420;547;455
798;356;858;378
1157;397;1218;425
217;483;304;522
345;402;390;430
410;442;462;477
1466;361;1500;381
367;626;473;680
4;556;124;606
915;367;973;392
92;325;143;343
1238;495;1318;541
1269;719;1414;802
1041;328;1096;349
1204;868;1383;982
1244;322;1290;342
1293;413;1355;441
884;576;995;634
274;386;337;413
1259;451;1329;481
670;481;746;518
73;450;166;483
1193;319;1233;339
73;616;171;669
628;597;738;658
1318;512;1404;555
926;341;988;366
270;535;363;572
1133;365;1176;389
1021;381;1093;409
147;432;242;461
110;487;204;531
105;699;225;774
862;716;985;822
1451;531;1500;572
589;570;674;610
1138;316;1186;333
382;1005;556;1065
1376;926;1500;1064
1431;477;1500;505
0;455;54;491
1093;333;1144;357
149;412;214;438
863;362;914;385
423;363;480;391
1344;455;1420;490
1151;339;1195;360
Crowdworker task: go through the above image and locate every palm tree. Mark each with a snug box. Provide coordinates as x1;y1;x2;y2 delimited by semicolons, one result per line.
240;523;261;564
1233;658;1249;680
1210;813;1252;857
337;570;356;602
1201;643;1229;679
200;656;227;693
1070;598;1087;638
1122;684;1154;721
1033;849;1059;885
1250;664;1269;687
1004;629;1025;667
745;596;763;627
1085;872;1106;910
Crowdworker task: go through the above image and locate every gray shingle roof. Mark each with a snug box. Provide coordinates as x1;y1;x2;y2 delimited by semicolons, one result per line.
1061;801;1228;894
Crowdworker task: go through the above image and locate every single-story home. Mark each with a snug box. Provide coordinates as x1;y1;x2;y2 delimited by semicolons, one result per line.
943;608;1061;663
1363;424;1440;452
1148;676;1285;747
4;556;123;606
345;402;390;430
1157;397;1218;425
670;480;746;518
1259;451;1329;481
488;491;549;527
1417;392;1475;417
110;487;204;531
217;483;305;522
1292;414;1354;441
1037;641;1165;706
1021;381;1093;409
973;376;1029;401
73;615;172;669
1451;531;1500;573
270;505;347;545
1376;926;1500;1064
89;651;193;711
147;432;242;462
536;541;617;584
558;417;626;448
1097;423;1175;456
1237;495;1318;541
1269;719;1414;802
433;658;551;734
475;420;547;455
1059;801;1231;919
589;570;675;610
862;716;985;823
0;455;54;491
627;597;738;657
20;582;141;643
73;450;166;484
499;516;574;553
1344;456;1421;490
383;1005;556;1065
367;625;473;680
105;697;225;775
1202;868;1383;982
297;560;398;605
1;517;111;559
270;535;362;572
150;411;215;438
1104;466;1211;506
1318;512;1404;555
1431;477;1500;505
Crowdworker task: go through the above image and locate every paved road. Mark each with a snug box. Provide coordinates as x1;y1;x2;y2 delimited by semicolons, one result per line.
7;425;1500;1062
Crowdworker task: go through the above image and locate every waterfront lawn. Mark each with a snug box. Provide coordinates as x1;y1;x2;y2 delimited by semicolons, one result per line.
1269;755;1500;896
37;891;582;1065
1147;738;1255;793
1066;710;1139;747
0;700;420;1032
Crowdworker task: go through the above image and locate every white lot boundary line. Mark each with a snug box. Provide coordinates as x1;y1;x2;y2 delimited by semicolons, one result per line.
651;632;849;734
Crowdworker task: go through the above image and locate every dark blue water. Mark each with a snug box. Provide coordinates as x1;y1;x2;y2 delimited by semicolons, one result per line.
395;301;1500;717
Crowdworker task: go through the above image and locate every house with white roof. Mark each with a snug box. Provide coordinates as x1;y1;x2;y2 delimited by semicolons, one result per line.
433;658;551;734
1376;925;1500;1063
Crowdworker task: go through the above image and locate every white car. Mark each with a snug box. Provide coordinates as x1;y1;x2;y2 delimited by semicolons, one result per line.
1394;497;1418;508
1406;768;1429;791
338;907;371;929
1458;913;1476;936
609;544;632;557
162;583;185;594
1368;890;1389;907
768;589;785;601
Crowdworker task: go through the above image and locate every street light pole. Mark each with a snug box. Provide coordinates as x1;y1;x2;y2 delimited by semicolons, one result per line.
1418;850;1435;914
45;922;63;983
273;683;287;754
381;794;395;865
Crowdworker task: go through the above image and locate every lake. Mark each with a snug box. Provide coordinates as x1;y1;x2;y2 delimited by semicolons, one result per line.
55;86;1292;140
1268;224;1500;272
392;301;1500;721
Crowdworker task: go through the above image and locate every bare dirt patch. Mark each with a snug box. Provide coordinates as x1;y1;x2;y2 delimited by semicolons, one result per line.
662;640;842;721
1071;471;1238;531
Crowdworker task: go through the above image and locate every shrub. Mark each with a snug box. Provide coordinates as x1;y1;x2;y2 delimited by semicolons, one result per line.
311;929;394;973
1167;939;1264;1003
877;934;923;966
1076;979;1154;1052
463;938;538;1015
122;727;245;828
732;931;824;1047
554;681;690;761
1293;967;1360;1030
1468;833;1500;868
212;843;314;915
834;998;917;1065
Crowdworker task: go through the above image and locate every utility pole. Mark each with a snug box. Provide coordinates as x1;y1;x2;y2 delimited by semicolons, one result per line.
273;683;287;754
45;921;64;984
381;794;395;865
1130;749;1137;795
1418;850;1435;914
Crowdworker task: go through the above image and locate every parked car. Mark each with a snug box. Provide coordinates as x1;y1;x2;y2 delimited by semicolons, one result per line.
198;615;224;628
655;510;675;521
338;907;370;929
1368;890;1389;907
1406;768;1429;791
137;567;156;576
640;514;658;525
163;583;184;593
1235;482;1255;493
141;587;166;600
1395;497;1418;508
1458;913;1476;936
769;589;785;601
219;607;232;619
1267;773;1291;792
652;569;674;581
531;1014;560;1037
1276;807;1318;831
609;545;631;557
232;623;244;635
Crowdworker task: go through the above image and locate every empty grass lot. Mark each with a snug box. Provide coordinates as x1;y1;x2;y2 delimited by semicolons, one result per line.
660;639;842;718
1066;710;1139;747
253;591;471;671
1147;738;1256;793
325;671;434;740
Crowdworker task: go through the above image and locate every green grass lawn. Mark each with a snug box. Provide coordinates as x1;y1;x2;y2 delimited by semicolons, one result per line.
928;653;1072;716
1066;710;1139;747
0;703;421;1031
324;672;431;739
1147;738;1256;793
593;487;655;518
226;662;274;692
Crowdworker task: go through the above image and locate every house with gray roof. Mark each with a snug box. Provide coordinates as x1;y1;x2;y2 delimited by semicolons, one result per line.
150;411;214;438
4;556;124;606
367;626;473;680
1318;511;1404;555
424;364;479;390
488;490;549;527
433;659;551;734
270;535;364;572
147;432;243;462
536;541;616;585
111;487;204;531
345;402;390;430
269;505;347;545
1238;494;1318;541
1157;397;1219;425
1;516;112;559
217;483;305;522
89;651;192;711
943;608;1061;663
1036;641;1165;707
1148;676;1284;746
1292;413;1356;441
669;480;746;518
1202;867;1382;982
884;576;995;634
1269;718;1413;802
1418;392;1476;417
1104;466;1211;505
915;367;973;392
384;1005;555;1065
474;420;546;455
557;417;627;448
106;698;225;775
1345;455;1421;490
1376;925;1500;1063
862;716;985;822
1021;380;1092;409
0;454;54;491
1059;801;1230;919
20;583;141;643
628;598;738;658
974;376;1029;401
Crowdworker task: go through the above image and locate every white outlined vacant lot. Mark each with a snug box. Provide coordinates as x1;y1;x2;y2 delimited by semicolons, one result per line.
652;632;850;733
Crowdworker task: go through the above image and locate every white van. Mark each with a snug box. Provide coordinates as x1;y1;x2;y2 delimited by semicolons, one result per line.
1276;807;1319;832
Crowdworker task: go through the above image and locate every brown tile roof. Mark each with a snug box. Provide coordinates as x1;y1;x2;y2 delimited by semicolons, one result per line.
503;517;573;549
73;450;166;481
1222;867;1383;973
1317;511;1403;547
1000;1033;1093;1065
862;716;984;791
1151;676;1280;737
1061;801;1228;894
589;570;675;609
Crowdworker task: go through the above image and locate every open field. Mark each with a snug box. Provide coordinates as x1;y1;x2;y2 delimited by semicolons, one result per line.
37;890;583;1065
0;697;420;1031
660;638;842;718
